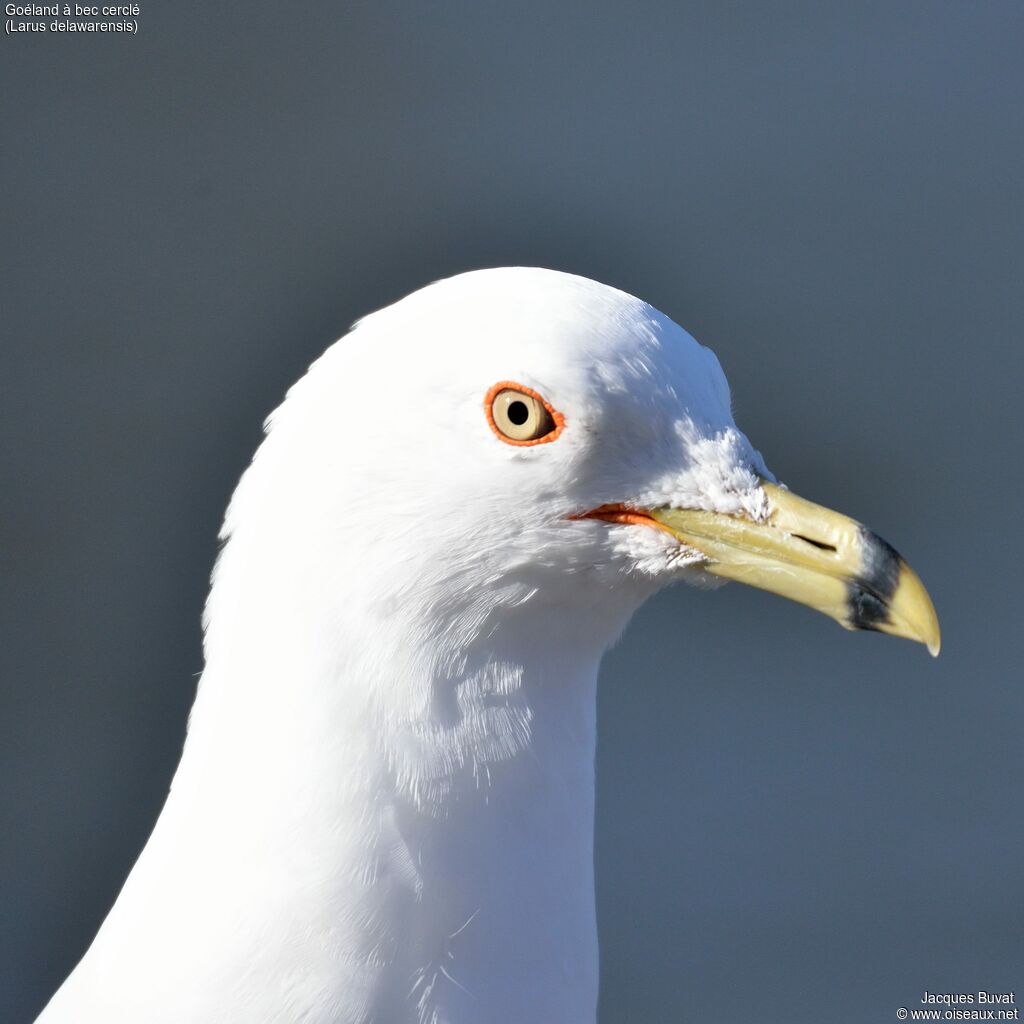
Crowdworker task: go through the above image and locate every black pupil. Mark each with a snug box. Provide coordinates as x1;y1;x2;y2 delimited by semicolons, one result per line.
507;400;530;426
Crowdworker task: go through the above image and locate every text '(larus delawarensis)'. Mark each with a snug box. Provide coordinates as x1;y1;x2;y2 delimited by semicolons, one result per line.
37;268;939;1024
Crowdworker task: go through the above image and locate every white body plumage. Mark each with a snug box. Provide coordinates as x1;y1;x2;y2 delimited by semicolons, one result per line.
38;268;778;1023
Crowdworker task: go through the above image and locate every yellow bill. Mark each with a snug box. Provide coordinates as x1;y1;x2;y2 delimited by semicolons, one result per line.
648;483;941;656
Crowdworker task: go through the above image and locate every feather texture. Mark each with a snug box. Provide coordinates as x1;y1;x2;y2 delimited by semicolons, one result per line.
38;268;768;1024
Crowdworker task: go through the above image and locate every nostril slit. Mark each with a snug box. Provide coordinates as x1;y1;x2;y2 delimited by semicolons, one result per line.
794;534;837;553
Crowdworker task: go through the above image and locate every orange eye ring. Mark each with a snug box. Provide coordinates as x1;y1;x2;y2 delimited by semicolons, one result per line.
484;381;565;446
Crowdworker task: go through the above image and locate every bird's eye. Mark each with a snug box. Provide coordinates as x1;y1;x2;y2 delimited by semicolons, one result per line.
485;382;564;446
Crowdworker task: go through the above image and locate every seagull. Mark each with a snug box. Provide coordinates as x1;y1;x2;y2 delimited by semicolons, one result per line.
36;267;939;1024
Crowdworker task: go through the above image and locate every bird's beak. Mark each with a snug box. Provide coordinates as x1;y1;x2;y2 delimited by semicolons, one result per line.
583;483;941;656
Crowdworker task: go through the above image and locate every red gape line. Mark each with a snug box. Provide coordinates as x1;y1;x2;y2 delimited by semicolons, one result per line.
484;380;566;447
568;503;676;537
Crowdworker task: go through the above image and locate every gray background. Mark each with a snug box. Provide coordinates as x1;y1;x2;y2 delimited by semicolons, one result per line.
2;2;1021;1021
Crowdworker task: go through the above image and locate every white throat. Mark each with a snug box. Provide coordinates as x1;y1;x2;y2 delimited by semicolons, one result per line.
47;533;648;1024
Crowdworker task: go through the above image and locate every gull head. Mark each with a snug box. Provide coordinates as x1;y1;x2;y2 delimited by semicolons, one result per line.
206;267;938;692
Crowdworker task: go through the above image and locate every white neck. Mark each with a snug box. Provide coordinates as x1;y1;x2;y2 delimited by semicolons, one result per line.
41;578;632;1024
